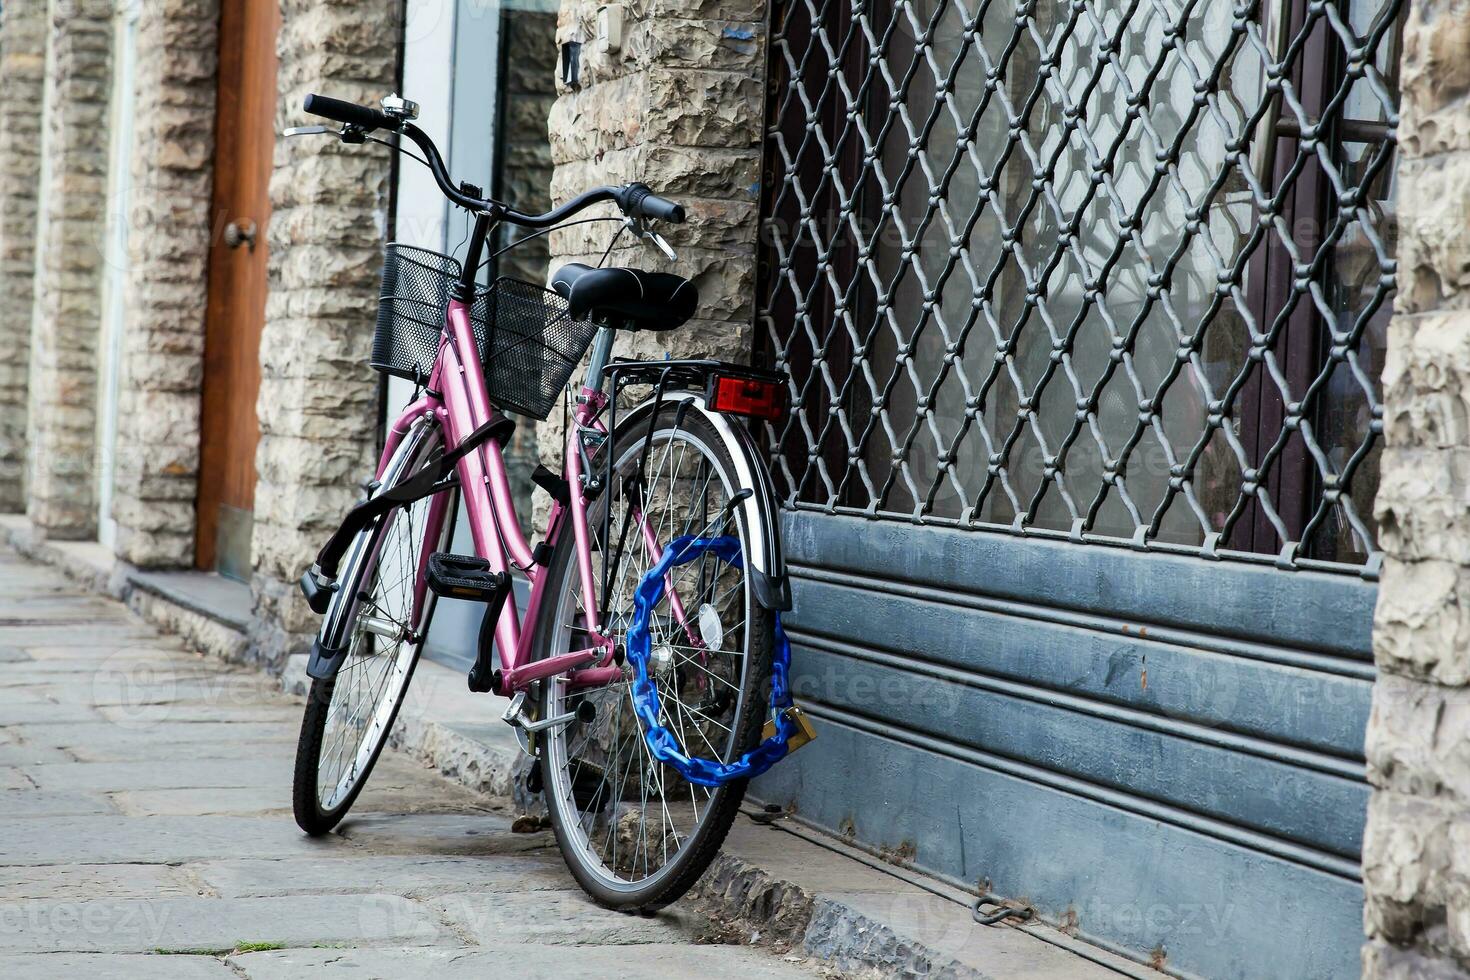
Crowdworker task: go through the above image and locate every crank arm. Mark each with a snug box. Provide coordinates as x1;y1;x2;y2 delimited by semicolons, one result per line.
501;691;596;733
523;702;596;733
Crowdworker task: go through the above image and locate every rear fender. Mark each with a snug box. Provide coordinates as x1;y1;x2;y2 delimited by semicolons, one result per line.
620;391;790;611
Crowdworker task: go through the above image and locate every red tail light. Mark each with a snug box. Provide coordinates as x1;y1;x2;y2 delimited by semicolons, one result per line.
709;374;788;423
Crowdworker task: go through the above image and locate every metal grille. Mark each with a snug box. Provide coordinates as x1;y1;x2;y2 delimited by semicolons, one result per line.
758;0;1402;574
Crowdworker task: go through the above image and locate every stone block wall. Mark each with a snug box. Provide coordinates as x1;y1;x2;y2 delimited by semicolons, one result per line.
1363;0;1470;975
0;0;46;512
545;0;765;365
248;0;402;669
537;0;767;523
109;0;220;569
25;0;113;539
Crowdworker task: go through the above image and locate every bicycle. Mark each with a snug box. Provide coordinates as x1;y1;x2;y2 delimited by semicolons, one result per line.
284;93;811;911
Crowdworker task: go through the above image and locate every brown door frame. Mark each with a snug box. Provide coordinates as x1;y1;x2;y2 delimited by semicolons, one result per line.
196;0;280;576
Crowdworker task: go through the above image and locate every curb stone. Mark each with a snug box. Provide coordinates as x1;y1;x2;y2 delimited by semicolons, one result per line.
693;851;999;980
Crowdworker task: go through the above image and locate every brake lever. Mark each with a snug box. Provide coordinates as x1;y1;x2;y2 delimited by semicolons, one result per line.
282;124;364;144
646;229;678;261
627;215;679;261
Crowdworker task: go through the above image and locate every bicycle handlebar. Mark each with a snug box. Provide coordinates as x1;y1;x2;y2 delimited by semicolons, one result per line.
302;94;395;134
301;93;687;229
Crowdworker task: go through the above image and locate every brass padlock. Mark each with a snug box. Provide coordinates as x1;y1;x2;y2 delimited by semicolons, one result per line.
763;705;817;754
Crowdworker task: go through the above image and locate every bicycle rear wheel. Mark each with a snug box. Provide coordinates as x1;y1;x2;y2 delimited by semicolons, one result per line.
292;421;455;835
531;403;775;911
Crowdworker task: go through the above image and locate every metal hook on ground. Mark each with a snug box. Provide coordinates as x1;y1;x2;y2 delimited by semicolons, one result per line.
972;898;1035;926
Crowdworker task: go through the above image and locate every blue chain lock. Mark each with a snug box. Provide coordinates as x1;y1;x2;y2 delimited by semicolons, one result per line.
623;534;797;788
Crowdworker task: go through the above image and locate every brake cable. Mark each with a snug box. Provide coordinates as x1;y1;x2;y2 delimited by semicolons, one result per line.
482;217;626;266
362;133;432;172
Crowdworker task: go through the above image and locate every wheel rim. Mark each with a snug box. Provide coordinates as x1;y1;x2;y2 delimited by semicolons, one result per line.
544;422;758;893
315;443;444;813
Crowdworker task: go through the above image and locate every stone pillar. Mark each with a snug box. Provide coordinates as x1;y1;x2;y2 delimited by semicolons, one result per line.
498;10;559;287
108;0;219;568
1363;1;1470;976
25;0;112;538
496;9;559;531
537;0;767;519
0;0;46;511
248;0;401;669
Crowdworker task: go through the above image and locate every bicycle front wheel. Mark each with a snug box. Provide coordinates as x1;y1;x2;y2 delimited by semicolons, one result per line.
531;402;775;911
292;421;456;835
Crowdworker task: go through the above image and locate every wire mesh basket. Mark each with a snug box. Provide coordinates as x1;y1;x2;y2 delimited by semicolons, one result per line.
372;243;598;420
472;278;599;421
372;244;468;381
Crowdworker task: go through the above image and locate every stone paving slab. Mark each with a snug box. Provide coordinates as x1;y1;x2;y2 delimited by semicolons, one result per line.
22;643;192;660
432;890;710;946
186;854;570;899
109;787;296;817
0;953;237;979
0;660;202;684
0;789;116;817
331;812;559;858
21;758;296;793
0;742;71;764
0;597;137;620
0;894;448;953
229;943;823;978
77;676;282;710
109;777;497;818
0;767;36;790
0;627;165;647
67;735;297;764
0;703;110;725
94;703;300;726
18;721;296;753
0;863;199;902
0;815;361;865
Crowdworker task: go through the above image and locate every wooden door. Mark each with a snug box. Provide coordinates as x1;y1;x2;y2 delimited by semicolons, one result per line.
197;0;279;579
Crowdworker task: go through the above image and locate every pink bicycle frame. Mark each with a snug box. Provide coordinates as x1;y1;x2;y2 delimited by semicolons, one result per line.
378;297;625;696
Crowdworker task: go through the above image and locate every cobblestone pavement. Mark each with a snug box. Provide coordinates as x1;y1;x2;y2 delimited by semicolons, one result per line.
0;544;823;978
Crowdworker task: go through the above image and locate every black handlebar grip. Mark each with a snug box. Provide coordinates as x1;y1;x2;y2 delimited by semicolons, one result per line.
303;94;394;133
639;193;686;224
619;182;686;224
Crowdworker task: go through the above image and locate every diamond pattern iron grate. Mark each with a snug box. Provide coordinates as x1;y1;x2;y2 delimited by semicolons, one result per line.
758;0;1402;575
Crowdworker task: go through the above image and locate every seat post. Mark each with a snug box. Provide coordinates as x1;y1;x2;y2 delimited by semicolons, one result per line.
583;326;616;394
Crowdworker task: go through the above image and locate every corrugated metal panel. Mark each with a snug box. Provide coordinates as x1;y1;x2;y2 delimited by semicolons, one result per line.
754;511;1375;980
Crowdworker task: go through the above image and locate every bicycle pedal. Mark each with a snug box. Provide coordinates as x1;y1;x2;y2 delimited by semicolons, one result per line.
763;705;818;754
427;553;510;603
